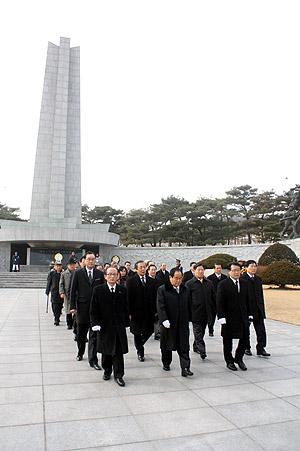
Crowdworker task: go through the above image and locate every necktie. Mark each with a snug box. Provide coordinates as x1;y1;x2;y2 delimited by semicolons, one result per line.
235;280;239;293
176;286;180;294
111;287;114;293
141;276;146;286
88;270;92;285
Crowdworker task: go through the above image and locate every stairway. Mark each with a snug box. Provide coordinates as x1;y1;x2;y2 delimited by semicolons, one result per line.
0;272;48;288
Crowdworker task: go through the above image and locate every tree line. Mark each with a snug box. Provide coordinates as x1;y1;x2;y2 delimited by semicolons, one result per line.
82;185;291;247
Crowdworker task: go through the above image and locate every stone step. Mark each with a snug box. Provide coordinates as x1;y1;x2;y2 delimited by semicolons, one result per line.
0;272;48;288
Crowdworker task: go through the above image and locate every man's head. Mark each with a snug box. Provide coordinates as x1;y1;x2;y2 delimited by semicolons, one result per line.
67;259;76;272
194;263;205;280
105;267;118;287
175;259;181;267
245;260;257;276
54;263;63;272
169;268;183;287
213;263;223;275
148;264;157;278
161;262;166;271
111;262;119;269
228;262;241;280
104;263;110;270
79;256;86;268
135;260;146;276
85;252;95;270
124;261;131;271
190;262;196;271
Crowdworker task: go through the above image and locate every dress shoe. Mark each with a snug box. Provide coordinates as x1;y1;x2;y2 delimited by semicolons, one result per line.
137;354;145;362
76;355;83;361
201;353;207;360
114;377;125;387
163;365;170;371
209;332;214;337
235;359;247;371
227;363;237;371
244;349;252;356
90;363;102;370
257;349;271;357
73;336;78;341
103;374;111;381
54;322;59;326
181;368;193;377
67;326;73;330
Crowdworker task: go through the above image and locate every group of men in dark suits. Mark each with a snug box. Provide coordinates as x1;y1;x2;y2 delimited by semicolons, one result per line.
46;254;270;387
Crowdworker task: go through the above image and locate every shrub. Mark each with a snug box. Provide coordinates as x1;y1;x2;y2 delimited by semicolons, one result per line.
258;243;299;266
260;261;300;288
200;253;237;269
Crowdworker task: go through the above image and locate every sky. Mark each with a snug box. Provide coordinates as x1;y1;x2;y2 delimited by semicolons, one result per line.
1;1;299;219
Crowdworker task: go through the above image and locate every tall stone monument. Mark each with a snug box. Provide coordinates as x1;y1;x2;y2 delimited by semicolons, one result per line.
0;37;119;270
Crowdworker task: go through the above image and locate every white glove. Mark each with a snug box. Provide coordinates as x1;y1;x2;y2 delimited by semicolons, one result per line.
162;320;170;328
249;316;253;320
218;318;226;325
92;325;101;331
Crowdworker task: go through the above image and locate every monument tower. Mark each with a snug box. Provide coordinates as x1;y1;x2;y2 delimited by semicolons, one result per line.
0;37;119;270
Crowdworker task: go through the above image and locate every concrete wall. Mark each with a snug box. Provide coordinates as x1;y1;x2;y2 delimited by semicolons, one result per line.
0;243;11;271
99;239;300;271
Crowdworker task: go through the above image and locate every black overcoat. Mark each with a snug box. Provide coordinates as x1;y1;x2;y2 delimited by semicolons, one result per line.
126;274;156;334
240;273;266;320
182;270;194;285
45;270;63;304
157;281;191;352
217;277;252;339
90;284;130;355
207;273;227;294
70;267;104;324
156;269;170;286
185;276;216;323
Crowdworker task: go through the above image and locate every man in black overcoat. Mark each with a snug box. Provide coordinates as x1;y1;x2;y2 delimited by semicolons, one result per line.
207;263;227;336
186;263;216;360
90;267;130;387
157;267;193;377
45;261;63;326
217;262;252;371
241;260;270;357
70;252;104;368
156;263;169;286
126;260;156;361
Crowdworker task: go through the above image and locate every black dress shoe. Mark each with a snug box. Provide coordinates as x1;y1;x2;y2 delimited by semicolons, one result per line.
76;355;83;361
201;353;207;360
137;354;145;362
67;326;73;330
227;363;237;371
257;349;271;357
193;349;201;354
103;374;111;381
244;349;252;356
54;322;59;326
163;365;170;371
235;359;247;371
114;377;125;387
181;368;193;377
209;332;214;337
90;363;102;370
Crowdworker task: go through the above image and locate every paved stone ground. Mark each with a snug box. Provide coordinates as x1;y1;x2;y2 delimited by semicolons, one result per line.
1;289;300;451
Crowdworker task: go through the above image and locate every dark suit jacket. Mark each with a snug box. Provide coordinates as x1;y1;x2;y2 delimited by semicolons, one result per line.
182;270;194;285
126;273;156;334
70;267;104;324
186;276;216;323
127;269;135;278
217;277;252;339
46;270;63;304
240;273;266;320
156;269;170;286
90;283;130;355
207;273;227;294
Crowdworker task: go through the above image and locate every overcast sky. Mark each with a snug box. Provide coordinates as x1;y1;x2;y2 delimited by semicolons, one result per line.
1;1;299;219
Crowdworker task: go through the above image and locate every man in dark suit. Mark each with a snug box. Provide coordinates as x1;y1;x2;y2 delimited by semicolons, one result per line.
90;267;130;387
157;267;193;377
186;263;216;360
241;260;270;357
126;260;156;361
207;263;227;336
217;262;252;371
70;252;105;368
156;263;169;286
124;261;135;278
182;262;196;285
46;261;63;326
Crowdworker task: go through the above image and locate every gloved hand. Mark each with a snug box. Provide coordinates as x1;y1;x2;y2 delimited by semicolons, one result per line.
218;318;226;325
162;320;170;328
92;325;101;331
